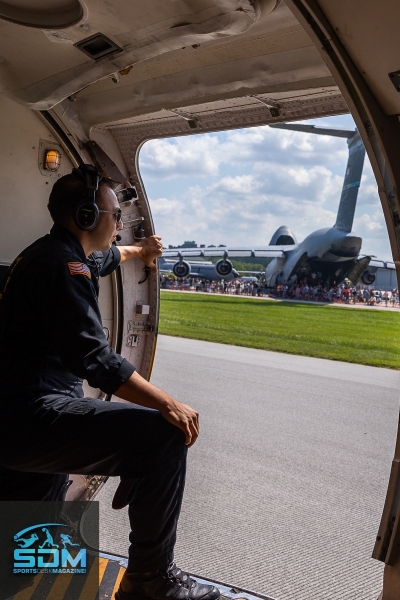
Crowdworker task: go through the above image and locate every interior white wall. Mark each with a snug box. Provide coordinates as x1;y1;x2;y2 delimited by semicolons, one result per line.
0;95;73;262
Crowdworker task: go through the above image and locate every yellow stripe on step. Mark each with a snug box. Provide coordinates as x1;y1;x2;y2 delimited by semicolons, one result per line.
46;572;74;600
77;556;108;600
13;573;44;600
111;566;126;599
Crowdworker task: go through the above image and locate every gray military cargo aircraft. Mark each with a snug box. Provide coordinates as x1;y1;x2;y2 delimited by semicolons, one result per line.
163;122;375;286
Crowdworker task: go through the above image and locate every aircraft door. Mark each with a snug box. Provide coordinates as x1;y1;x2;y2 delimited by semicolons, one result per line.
115;207;159;386
79;187;159;405
89;130;160;389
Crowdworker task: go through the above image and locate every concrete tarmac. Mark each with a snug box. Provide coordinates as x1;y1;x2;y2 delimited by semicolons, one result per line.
96;336;400;600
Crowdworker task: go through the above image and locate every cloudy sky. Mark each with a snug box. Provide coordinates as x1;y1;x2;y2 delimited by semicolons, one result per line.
139;113;392;261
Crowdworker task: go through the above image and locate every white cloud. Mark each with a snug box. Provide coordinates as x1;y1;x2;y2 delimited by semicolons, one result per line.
140;135;221;179
140;116;392;260
150;196;182;215
208;174;261;195
286;165;330;187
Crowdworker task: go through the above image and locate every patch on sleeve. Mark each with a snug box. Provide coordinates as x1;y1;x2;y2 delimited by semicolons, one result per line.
67;261;91;278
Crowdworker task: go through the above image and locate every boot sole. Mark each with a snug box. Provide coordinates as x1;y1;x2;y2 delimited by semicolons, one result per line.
115;592;139;600
115;588;221;600
115;590;148;600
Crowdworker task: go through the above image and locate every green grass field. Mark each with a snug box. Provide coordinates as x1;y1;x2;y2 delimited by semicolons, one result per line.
159;291;400;369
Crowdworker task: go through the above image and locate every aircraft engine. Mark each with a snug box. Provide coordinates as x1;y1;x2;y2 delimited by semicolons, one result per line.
361;270;376;285
215;259;233;277
172;260;191;278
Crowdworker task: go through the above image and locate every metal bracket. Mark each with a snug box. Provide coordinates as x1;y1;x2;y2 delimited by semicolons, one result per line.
127;320;154;333
122;215;144;225
165;108;198;129
126;334;140;347
251;95;281;117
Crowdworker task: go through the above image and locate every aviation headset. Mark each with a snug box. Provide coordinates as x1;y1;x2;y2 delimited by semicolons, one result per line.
72;163;102;231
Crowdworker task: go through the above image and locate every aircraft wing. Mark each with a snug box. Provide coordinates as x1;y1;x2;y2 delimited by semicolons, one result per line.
162;246;290;259
162;249;206;258
368;258;396;270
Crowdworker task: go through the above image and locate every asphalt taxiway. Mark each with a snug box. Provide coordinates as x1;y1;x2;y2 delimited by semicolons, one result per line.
96;336;400;600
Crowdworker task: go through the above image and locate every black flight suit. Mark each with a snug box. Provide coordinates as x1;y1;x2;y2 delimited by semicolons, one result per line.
0;223;187;572
87;245;121;284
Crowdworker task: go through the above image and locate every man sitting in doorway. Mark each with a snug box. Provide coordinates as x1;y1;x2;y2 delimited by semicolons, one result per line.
0;166;220;600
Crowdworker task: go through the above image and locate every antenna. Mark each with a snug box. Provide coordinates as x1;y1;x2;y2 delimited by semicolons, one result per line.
269;123;365;233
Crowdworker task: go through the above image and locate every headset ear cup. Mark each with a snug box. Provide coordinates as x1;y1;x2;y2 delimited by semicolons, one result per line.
75;203;99;231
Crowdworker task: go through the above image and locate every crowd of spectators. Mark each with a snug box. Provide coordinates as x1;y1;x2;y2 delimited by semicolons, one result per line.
160;275;399;307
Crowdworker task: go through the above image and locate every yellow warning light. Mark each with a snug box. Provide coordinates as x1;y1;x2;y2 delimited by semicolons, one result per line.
44;149;61;171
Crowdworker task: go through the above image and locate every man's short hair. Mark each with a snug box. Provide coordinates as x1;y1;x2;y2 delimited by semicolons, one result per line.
48;172;114;224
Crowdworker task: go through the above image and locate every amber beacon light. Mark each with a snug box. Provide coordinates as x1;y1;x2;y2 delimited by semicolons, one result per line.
44;149;61;171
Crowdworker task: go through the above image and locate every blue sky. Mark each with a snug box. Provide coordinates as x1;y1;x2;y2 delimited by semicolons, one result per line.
138;113;392;260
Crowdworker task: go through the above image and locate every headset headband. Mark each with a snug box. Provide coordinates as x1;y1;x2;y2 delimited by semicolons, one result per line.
73;164;100;203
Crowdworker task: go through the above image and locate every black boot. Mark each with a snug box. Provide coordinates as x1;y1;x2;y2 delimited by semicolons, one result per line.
115;563;220;600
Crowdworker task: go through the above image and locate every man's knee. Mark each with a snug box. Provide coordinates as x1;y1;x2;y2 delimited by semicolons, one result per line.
118;414;187;478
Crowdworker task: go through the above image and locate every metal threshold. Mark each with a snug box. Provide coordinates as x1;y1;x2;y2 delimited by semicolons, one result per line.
5;551;278;600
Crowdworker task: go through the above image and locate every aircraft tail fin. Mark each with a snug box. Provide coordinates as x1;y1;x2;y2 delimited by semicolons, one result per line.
334;132;365;232
269;123;365;232
269;123;355;138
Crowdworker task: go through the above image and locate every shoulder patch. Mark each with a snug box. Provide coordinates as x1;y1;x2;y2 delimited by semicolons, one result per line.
67;262;91;279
